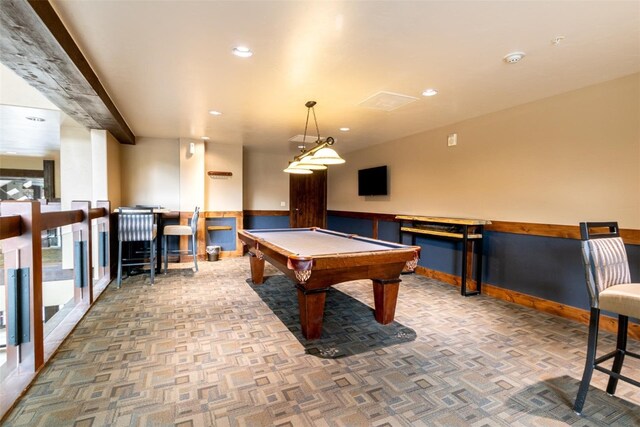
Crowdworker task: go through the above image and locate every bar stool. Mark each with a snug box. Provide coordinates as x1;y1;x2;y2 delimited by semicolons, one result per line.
163;206;199;273
573;221;640;415
117;207;157;287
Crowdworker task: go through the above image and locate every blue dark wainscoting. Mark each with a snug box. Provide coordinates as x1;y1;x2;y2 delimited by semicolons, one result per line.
327;214;640;313
206;217;237;251
244;214;290;230
327;216;373;237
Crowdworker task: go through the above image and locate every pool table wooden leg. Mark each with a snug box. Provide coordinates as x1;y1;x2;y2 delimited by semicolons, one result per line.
372;278;400;324
249;253;265;284
296;286;327;340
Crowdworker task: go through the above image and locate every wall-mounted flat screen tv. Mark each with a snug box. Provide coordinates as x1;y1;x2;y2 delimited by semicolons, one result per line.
358;165;387;196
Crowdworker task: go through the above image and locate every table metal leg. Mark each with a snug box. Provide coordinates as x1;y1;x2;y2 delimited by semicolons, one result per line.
156;214;163;273
461;227;469;296
475;231;484;294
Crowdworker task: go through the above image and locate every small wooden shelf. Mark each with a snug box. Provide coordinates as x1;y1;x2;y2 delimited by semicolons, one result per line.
208;171;232;178
207;225;232;231
396;215;491;226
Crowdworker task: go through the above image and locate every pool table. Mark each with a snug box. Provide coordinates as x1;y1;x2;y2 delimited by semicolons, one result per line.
238;227;421;339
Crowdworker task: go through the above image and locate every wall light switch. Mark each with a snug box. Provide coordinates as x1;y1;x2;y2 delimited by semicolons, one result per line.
280;201;286;207
448;133;457;147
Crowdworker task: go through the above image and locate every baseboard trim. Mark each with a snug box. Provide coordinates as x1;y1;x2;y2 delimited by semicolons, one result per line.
414;266;640;340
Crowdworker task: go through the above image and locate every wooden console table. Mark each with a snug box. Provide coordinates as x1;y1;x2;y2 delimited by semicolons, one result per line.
396;215;491;296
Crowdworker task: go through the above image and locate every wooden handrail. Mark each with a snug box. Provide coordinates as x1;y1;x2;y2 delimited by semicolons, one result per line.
40;209;84;230
0;215;22;239
1;206;110;240
89;207;107;220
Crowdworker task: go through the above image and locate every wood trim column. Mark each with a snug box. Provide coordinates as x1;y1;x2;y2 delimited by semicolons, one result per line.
43;159;55;200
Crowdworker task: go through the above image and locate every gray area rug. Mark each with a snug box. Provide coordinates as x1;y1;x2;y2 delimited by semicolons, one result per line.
2;257;639;426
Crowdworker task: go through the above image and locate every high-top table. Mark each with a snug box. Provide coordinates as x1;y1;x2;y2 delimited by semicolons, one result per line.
396;215;491;296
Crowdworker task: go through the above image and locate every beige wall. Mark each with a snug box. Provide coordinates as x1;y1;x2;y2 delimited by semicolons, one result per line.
327;73;640;228
118;138;243;213
243;150;290;211
205;142;243;211
179;139;205;212
106;131;121;208
60;126;92;269
91;130;108;203
120;137;180;210
60;127;92;209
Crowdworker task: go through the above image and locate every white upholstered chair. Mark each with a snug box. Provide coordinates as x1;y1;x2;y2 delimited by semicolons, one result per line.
574;222;640;415
163;206;199;274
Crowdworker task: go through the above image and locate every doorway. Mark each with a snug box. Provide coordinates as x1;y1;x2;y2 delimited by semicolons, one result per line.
289;170;327;228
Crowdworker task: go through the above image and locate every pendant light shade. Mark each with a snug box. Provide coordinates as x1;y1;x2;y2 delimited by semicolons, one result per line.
284;101;345;173
283;161;313;174
295;160;327;170
308;147;345;164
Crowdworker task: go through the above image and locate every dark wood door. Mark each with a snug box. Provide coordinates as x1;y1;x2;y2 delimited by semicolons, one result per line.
290;170;327;228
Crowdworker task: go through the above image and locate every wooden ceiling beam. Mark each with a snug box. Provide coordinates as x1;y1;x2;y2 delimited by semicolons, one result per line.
0;0;135;145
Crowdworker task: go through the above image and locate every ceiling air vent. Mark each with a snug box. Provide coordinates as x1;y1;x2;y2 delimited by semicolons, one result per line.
358;91;418;111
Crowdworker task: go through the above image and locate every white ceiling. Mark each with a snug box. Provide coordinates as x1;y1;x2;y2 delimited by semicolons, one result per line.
46;1;640;155
0;104;61;157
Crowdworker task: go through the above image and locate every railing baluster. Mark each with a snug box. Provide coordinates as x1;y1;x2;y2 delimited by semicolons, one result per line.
71;201;91;304
0;199;111;419
1;201;44;372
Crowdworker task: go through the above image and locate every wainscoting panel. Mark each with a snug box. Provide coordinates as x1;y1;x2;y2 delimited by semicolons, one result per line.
328;216;374;237
483;231;589;310
244;211;290;230
327;212;639;316
378;220;399;242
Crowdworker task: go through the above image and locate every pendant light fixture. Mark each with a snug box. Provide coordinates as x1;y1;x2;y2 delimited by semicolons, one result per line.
283;101;345;174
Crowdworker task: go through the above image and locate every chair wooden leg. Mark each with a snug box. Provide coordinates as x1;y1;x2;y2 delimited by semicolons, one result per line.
606;315;629;395
192;233;198;272
163;235;168;274
574;307;600;415
117;240;123;288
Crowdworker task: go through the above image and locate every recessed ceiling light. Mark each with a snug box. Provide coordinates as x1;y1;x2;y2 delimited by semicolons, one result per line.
422;89;438;97
232;46;253;58
26;116;45;122
503;51;526;64
339;127;350;132
208;110;222;116
201;136;210;140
